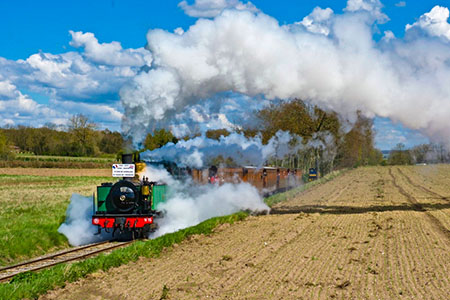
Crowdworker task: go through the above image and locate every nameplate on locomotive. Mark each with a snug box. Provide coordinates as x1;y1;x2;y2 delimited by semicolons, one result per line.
112;164;135;177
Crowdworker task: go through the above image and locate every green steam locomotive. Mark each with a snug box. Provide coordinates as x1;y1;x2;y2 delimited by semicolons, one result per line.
91;154;167;238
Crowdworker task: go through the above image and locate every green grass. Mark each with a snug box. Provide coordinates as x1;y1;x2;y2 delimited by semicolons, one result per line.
0;212;248;300
0;175;111;266
264;169;347;207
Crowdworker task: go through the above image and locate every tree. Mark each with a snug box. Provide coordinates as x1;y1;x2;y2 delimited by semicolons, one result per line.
255;99;344;174
205;129;230;141
257;99;341;144
0;131;14;159
410;144;431;164
333;112;380;168
99;129;124;154
68;114;98;156
388;143;412;165
144;129;178;151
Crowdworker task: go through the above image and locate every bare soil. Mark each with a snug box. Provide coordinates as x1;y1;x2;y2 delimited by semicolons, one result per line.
41;166;450;299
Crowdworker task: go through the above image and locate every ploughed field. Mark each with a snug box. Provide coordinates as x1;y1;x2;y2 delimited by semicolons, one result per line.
42;165;450;300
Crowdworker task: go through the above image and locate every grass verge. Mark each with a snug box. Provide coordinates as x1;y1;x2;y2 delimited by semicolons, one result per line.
0;212;248;300
265;169;347;207
0;175;111;266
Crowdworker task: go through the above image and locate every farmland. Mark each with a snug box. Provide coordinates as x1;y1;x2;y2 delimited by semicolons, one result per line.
40;165;450;299
0;154;117;169
0;169;110;266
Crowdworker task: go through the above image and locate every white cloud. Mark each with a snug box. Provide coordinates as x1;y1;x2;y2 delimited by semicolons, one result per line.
69;30;152;66
395;1;406;7
344;0;388;23
0;80;17;99
1;47;140;103
0;82;63;127
298;7;334;35
178;0;259;18
406;6;450;41
52;100;123;122
0;31;145;129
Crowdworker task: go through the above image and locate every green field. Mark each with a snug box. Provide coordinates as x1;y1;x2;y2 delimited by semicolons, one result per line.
0;154;117;168
0;174;110;266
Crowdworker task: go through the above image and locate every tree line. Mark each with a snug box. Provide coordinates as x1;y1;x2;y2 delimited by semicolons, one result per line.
0;114;124;158
388;142;450;165
142;99;383;175
2;101;448;172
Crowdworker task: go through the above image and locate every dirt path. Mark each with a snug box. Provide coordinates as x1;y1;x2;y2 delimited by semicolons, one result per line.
41;166;450;299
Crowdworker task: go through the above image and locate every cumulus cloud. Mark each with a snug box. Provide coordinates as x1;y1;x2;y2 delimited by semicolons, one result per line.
0;79;17;99
406;6;450;41
18;51;136;101
121;6;450;147
178;0;259;18
0;80;62;127
69;30;152;66
345;0;388;23
0;31;150;128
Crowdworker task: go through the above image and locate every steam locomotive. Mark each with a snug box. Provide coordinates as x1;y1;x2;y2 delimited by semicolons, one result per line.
91;154;166;238
91;154;303;237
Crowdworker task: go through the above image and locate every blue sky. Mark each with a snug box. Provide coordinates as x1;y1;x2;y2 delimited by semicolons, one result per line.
1;0;448;150
1;0;447;59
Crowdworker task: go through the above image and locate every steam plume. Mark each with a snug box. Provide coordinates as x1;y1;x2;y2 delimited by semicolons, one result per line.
121;4;450;147
58;194;110;246
141;165;269;238
141;130;301;168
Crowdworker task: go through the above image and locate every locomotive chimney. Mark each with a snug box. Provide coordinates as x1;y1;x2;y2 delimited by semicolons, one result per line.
122;153;133;164
121;153;134;181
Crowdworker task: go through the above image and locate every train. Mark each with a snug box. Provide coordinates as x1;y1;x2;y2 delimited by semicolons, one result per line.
91;154;303;237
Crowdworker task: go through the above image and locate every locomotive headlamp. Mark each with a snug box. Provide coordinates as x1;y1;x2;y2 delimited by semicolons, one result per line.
93;218;99;224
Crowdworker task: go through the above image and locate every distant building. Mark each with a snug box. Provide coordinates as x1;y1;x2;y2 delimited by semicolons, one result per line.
9;145;20;153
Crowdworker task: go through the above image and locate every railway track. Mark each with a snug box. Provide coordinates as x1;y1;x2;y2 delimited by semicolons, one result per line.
0;240;133;282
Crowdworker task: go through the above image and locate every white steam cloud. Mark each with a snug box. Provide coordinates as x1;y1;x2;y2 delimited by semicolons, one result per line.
141;130;301;168
121;3;450;147
58;194;109;246
59;166;269;245
142;165;269;238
